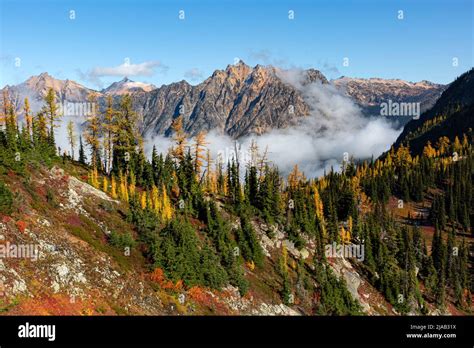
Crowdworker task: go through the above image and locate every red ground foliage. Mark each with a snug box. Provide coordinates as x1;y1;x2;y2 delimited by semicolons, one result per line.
35;185;47;199
66;214;82;227
149;268;183;291
5;294;112;315
187;286;228;313
16;220;27;233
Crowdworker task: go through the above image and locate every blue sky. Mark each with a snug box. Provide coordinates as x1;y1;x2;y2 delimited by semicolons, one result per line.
0;0;472;89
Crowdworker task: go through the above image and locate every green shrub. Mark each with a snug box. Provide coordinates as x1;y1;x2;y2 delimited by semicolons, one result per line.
0;182;13;214
110;231;136;250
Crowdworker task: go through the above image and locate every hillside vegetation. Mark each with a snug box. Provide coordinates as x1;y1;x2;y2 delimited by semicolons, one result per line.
0;83;472;315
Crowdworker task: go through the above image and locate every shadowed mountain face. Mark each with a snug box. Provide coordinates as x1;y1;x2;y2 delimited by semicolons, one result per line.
1;63;446;139
394;68;474;154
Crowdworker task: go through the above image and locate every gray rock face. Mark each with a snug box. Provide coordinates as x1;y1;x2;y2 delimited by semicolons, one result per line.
136;62;324;138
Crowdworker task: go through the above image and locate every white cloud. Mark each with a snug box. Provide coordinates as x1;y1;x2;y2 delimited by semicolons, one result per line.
91;60;167;77
184;68;204;82
248;49;289;68
76;60;168;89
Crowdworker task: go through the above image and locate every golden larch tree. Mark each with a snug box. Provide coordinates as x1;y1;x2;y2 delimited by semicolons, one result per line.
24;97;32;139
171;116;187;162
193;130;208;175
111;176;118;199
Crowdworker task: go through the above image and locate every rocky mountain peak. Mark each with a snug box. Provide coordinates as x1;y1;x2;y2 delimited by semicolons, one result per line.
224;61;253;80
37;71;52;79
304;68;329;85
102;77;156;95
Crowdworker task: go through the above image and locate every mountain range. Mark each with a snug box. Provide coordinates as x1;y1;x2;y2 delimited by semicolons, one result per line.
332;76;447;118
1;62;447;138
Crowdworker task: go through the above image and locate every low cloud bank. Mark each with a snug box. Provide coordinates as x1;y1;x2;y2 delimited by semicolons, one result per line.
146;69;402;178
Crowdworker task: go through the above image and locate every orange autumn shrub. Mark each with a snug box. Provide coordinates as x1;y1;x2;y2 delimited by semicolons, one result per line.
149;268;165;285
161;280;175;290
174;279;184;291
188;286;210;305
16;220;27;233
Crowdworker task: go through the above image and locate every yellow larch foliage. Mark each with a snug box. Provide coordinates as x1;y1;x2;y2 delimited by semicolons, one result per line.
340;226;351;244
351;175;361;198
462;134;469;149
102;176;108;193
140;191;147;210
205;149;217;194
119;173;129;202
129;171;136;198
150;185;173;221
1;90;9;126
151;185;161;214
193;131;208;176
24;97;33;137
111;176;118;199
313;186;326;238
436;136;450;155
171;171;180;199
288;164;305;190
208;171;217;195
384;150;393;168
453;136;462;154
423;141;437;158
394;144;412;168
160;185;173;221
317;177;328;191
89;168;99;189
146;190;153;210
223;173;229;196
171;116;187;163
